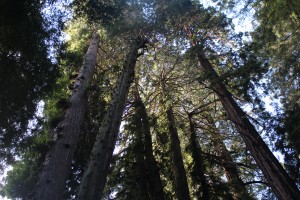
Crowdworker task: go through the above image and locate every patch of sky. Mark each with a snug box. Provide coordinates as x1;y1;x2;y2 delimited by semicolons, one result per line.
42;0;73;63
201;0;256;38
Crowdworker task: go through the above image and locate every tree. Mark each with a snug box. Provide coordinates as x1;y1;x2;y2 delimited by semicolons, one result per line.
102;82;165;200
215;0;300;187
159;61;191;200
34;33;100;200
187;112;210;200
251;0;300;186
205;115;254;200
133;83;165;200
194;52;300;199
78;36;147;200
2;0;300;199
160;1;300;197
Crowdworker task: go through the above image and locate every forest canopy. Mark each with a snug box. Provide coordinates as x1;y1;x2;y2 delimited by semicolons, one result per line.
0;0;299;199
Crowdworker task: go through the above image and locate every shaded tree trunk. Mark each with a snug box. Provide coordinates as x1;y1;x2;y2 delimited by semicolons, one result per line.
166;107;191;200
33;34;100;200
196;52;300;200
133;103;151;200
159;67;190;200
78;37;147;200
134;86;165;200
188;114;210;200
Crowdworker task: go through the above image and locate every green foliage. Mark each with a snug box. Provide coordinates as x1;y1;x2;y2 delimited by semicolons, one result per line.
251;0;300;184
222;44;269;101
60;17;96;70
0;0;62;168
3;160;39;199
104;107;147;199
284;105;300;153
2;129;51;199
274;104;300;184
72;0;126;25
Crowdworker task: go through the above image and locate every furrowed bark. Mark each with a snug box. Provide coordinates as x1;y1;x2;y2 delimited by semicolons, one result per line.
33;33;99;200
134;86;165;200
196;52;300;200
78;37;147;200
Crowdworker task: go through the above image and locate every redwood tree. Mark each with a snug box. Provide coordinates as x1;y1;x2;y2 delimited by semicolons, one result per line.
78;36;147;200
34;33;100;200
133;83;165;200
195;53;300;199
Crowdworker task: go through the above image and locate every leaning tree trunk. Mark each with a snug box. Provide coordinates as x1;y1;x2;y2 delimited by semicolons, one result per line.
33;34;100;200
196;52;300;200
188;114;210;200
134;85;165;200
78;37;147;200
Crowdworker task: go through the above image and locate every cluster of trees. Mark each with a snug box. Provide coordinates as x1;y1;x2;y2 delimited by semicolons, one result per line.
0;0;299;199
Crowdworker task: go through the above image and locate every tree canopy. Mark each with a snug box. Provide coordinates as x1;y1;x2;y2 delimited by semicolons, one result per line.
1;0;299;199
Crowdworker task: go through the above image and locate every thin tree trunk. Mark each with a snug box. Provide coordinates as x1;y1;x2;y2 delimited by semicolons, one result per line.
78;37;147;200
134;86;165;200
214;137;253;200
188;114;210;200
33;34;100;200
167;107;191;200
159;68;190;200
204;116;253;199
196;52;300;200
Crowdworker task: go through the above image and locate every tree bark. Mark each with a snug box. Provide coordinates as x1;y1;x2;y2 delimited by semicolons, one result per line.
196;52;300;200
159;67;190;200
133;103;151;200
134;86;165;200
33;33;100;200
188;114;210;200
167;107;191;200
78;37;147;200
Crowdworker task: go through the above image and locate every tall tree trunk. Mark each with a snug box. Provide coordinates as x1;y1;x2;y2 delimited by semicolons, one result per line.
196;52;300;200
133;103;150;200
134;86;165;200
33;34;100;200
159;68;190;200
188;114;210;200
78;37;147;200
166;107;191;200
